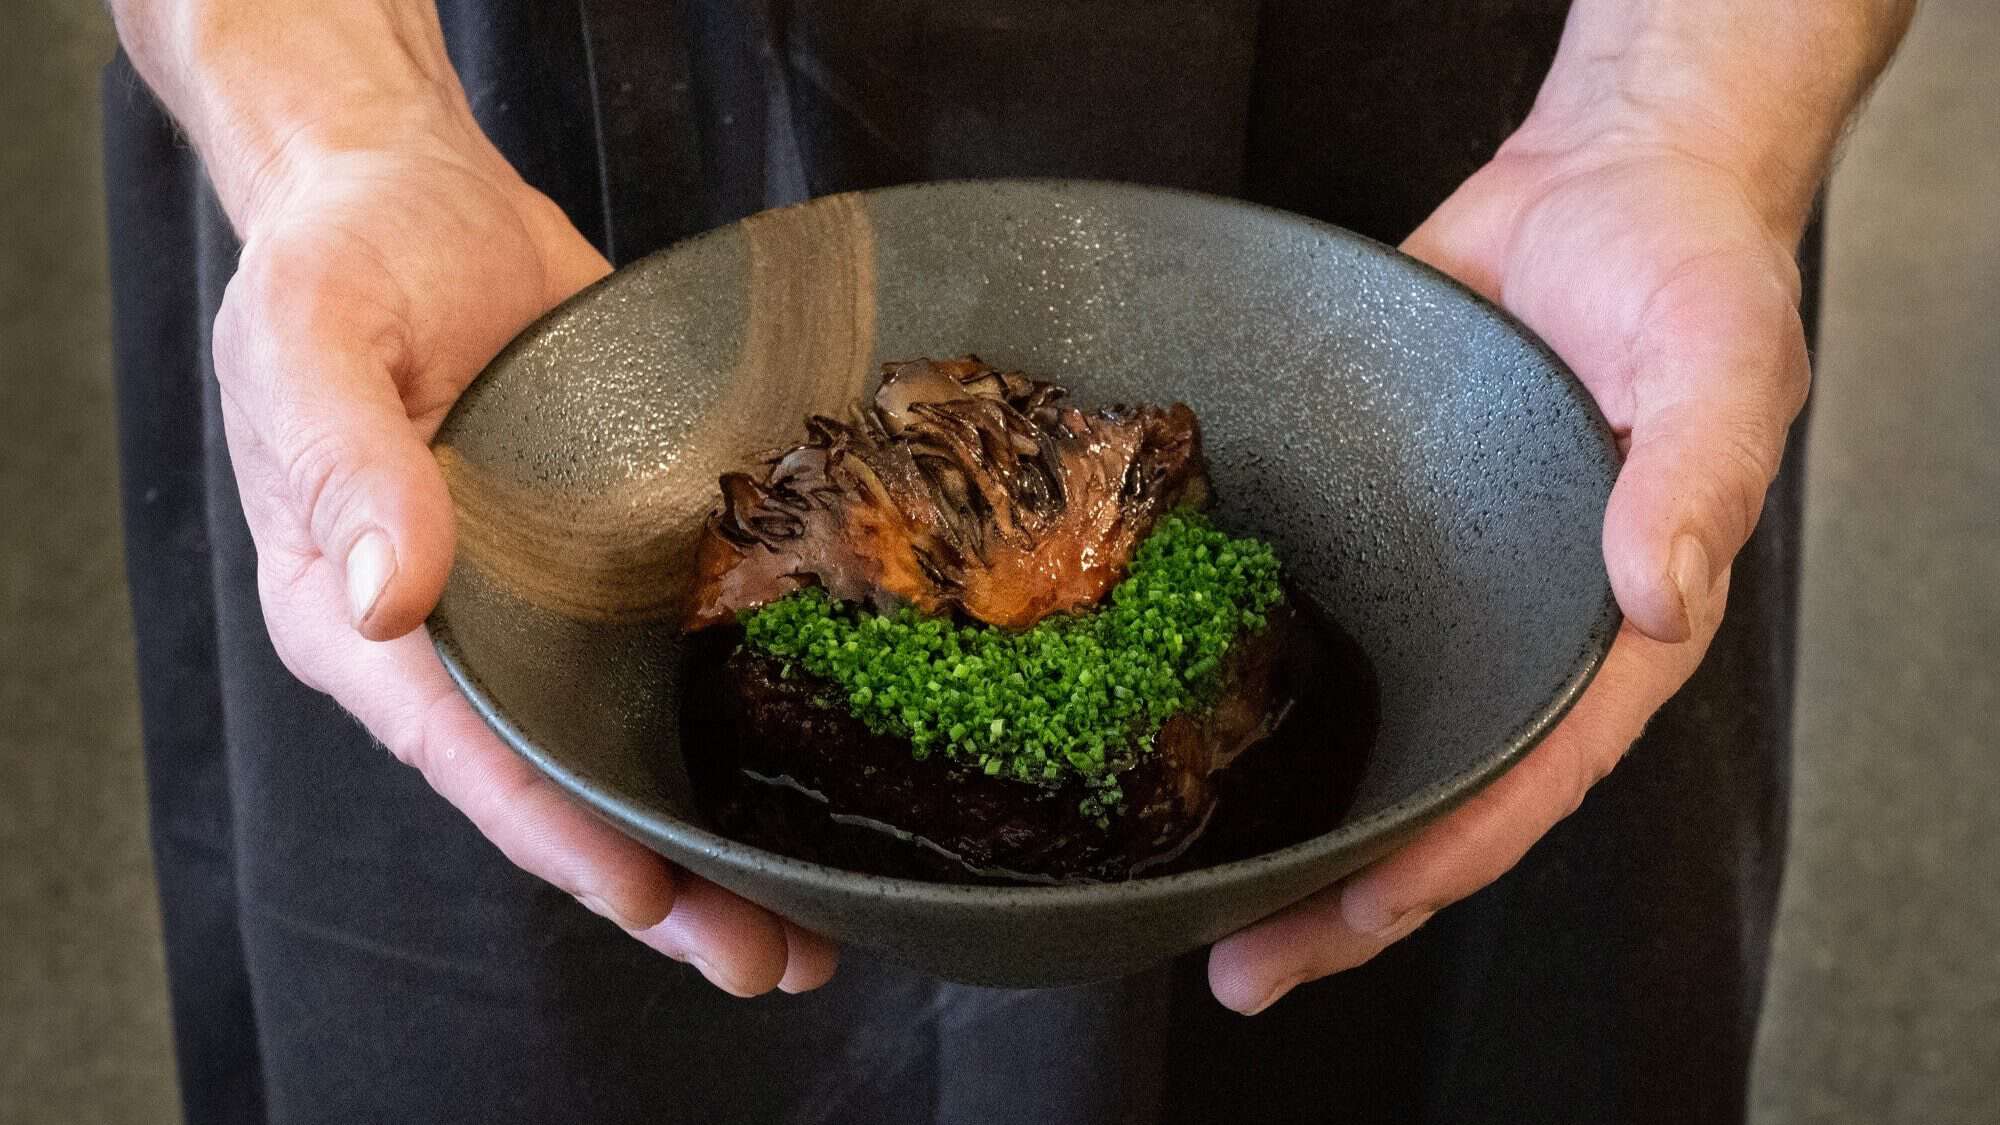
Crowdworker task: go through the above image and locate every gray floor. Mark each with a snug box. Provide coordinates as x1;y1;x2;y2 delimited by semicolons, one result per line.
1750;0;2000;1118
1;3;181;1124
1;4;1993;1124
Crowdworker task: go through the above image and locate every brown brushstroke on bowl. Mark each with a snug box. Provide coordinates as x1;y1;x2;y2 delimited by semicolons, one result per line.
437;193;880;623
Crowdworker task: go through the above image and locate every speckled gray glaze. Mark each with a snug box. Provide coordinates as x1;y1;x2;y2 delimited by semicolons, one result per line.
430;181;1621;987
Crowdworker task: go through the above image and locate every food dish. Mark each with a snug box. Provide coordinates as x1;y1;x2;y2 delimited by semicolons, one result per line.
429;180;1620;985
683;357;1339;884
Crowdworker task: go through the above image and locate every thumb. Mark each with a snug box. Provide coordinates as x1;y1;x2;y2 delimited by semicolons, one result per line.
1601;262;1810;642
214;259;456;642
306;381;455;643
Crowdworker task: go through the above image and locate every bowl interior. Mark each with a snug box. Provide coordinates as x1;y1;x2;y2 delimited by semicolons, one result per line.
430;181;1618;967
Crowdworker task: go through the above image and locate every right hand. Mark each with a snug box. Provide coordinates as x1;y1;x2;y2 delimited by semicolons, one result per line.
211;104;838;996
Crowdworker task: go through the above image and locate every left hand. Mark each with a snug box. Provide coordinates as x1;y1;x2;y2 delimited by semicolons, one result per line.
206;111;838;999
1209;126;1812;1013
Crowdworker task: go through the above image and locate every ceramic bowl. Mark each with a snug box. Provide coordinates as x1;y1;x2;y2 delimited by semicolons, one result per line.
430;180;1619;987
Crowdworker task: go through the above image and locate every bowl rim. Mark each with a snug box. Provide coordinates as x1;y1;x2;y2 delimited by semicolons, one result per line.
431;177;1624;908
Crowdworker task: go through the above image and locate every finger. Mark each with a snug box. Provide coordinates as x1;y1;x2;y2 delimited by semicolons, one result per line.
1334;618;1694;931
1602;257;1808;642
411;669;678;931
253;545;676;930
249;454;799;994
778;922;841;994
629;874;792;997
1209;601;1720;1013
1208;891;1434;1015
214;254;456;642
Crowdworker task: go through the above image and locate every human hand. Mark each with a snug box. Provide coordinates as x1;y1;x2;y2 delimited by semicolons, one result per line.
1209;0;1916;1014
1207;122;1816;1012
205;104;838;997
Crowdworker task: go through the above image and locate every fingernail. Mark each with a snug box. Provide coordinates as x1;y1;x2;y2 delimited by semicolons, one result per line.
345;530;397;627
1667;534;1709;640
574;892;649;932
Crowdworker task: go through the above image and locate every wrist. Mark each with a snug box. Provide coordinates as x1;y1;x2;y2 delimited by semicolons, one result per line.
1503;92;1821;246
1508;1;1914;243
115;1;491;237
209;96;491;241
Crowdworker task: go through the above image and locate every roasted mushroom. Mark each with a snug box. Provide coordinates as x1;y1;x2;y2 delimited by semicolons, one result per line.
686;357;1209;631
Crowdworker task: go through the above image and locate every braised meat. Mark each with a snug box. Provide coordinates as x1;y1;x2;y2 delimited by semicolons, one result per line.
706;604;1296;882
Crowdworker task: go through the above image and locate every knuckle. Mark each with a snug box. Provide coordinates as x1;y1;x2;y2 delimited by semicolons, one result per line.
374;686;446;780
253;557;329;689
1744;303;1813;418
1565;745;1624;819
277;423;361;544
1717;417;1784;486
1777;324;1814;413
1556;770;1591;822
214;236;408;385
1708;429;1781;544
1740;260;1814;412
1746;232;1805;307
520;189;572;234
222;246;339;344
256;537;320;598
401;690;539;849
514;187;579;249
1555;711;1637;821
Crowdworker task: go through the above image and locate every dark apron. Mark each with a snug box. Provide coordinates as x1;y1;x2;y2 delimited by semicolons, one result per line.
104;3;1807;1122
